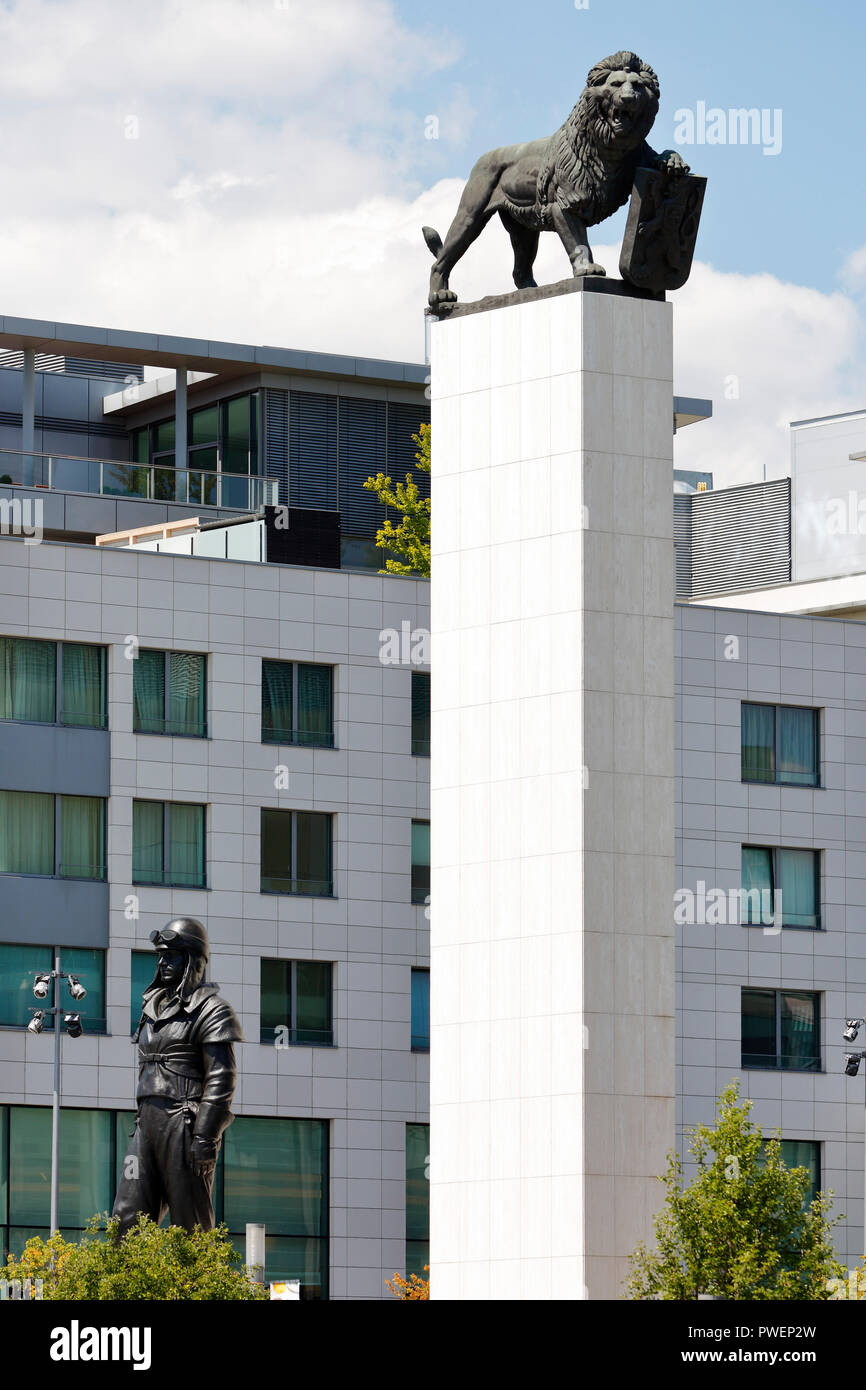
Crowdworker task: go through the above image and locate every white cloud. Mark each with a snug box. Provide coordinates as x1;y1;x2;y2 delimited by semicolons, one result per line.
0;0;862;492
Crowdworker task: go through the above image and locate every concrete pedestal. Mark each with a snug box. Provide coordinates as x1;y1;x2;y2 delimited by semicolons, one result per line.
429;284;676;1300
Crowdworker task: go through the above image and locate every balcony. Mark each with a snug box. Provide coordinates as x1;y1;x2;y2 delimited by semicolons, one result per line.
0;448;278;511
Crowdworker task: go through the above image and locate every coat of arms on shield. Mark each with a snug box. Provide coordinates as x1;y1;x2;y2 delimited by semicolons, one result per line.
619;168;707;294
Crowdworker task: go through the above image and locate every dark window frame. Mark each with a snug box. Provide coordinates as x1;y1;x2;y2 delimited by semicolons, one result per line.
411;671;430;758
741;986;822;1072
741;844;821;930
133;648;208;739
131;798;207;890
259;958;335;1047
411;967;430;1053
0;790;107;882
259;809;334;898
261;660;335;748
411;819;430;906
741;702;820;788
0;636;108;730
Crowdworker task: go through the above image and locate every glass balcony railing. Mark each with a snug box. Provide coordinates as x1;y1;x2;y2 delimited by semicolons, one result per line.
0;449;278;511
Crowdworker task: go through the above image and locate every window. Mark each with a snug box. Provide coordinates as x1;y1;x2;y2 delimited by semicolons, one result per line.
0;791;106;880
411;969;430;1052
0;637;107;728
741;846;820;929
132;800;206;888
406;1123;430;1281
259;960;333;1045
261;661;334;748
130;950;155;1034
741;703;819;786
0;1107;328;1295
260;810;333;896
741;988;821;1071
411;671;430;756
411;820;430;905
133;394;260;509
757;1140;821;1209
133;650;207;737
0;945;105;1032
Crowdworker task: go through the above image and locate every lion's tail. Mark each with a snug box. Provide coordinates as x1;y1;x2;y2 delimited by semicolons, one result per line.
422;226;443;258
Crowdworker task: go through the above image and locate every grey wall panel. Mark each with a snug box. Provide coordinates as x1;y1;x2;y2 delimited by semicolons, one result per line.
64;494;119;534
0;876;109;948
43;373;89;421
0;724;110;795
0;486;66;530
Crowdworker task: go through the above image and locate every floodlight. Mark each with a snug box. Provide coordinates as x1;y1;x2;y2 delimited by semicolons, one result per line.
27;1011;45;1035
67;975;86;1002
64;1013;83;1039
845;1054;862;1078
33;973;51;1000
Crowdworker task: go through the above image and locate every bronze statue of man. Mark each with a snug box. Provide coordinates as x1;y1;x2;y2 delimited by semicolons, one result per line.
112;917;243;1235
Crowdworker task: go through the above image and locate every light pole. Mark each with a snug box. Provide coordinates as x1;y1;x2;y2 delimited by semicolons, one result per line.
28;949;86;1234
843;1017;866;1278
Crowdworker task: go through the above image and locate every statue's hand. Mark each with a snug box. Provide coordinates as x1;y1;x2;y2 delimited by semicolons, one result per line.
656;149;690;176
190;1135;219;1177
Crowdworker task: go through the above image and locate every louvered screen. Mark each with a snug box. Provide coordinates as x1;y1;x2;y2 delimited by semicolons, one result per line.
674;495;693;598
339;396;387;535
0;353;143;381
265;388;289;505
387;401;431;504
690;478;791;598
290;391;338;511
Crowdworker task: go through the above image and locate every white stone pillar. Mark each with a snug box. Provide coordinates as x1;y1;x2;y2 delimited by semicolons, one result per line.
428;284;675;1301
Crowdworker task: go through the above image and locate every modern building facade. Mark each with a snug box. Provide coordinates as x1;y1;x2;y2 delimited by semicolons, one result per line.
0;318;431;1299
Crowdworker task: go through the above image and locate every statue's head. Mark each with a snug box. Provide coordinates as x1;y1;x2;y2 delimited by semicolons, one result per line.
583;51;660;148
148;917;209;1001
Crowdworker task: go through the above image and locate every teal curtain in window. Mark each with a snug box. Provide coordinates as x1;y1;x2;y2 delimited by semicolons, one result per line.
130;952;155;1034
411;671;430;756
60;796;105;880
133;650;165;733
262;661;293;743
132;800;164;884
0;637;56;722
0;790;54;875
741;988;776;1067
9;1106;112;1228
295;813;332;895
260;958;291;1042
741;846;773;925
778;848;818;928
411;969;430;1051
223;1116;327;1292
0;943;51;1027
168;653;205;736
779;1139;820;1206
167;803;205;887
406;1122;430;1281
297;665;332;747
741;703;774;781
778;707;818;786
411;821;430;904
63;947;106;1034
781;992;819;1071
60;644;105;728
295;962;332;1044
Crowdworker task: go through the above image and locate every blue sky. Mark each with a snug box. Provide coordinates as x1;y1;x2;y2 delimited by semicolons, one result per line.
394;0;865;293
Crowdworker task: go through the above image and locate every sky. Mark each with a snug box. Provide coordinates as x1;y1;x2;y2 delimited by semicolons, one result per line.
0;0;864;487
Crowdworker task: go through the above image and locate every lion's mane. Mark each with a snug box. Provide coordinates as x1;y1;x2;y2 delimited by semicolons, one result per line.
514;51;660;230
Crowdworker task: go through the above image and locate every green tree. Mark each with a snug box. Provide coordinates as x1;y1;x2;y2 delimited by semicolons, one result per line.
363;421;431;577
4;1214;268;1301
626;1082;844;1300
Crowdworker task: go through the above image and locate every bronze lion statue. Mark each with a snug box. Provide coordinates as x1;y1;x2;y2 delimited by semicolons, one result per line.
423;50;689;310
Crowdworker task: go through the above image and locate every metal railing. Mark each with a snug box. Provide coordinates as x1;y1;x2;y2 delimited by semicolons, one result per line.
0;448;279;511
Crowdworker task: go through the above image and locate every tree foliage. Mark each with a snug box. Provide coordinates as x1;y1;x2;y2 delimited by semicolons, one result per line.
387;1266;430;1300
363;422;431;577
626;1082;844;1300
4;1214;268;1301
